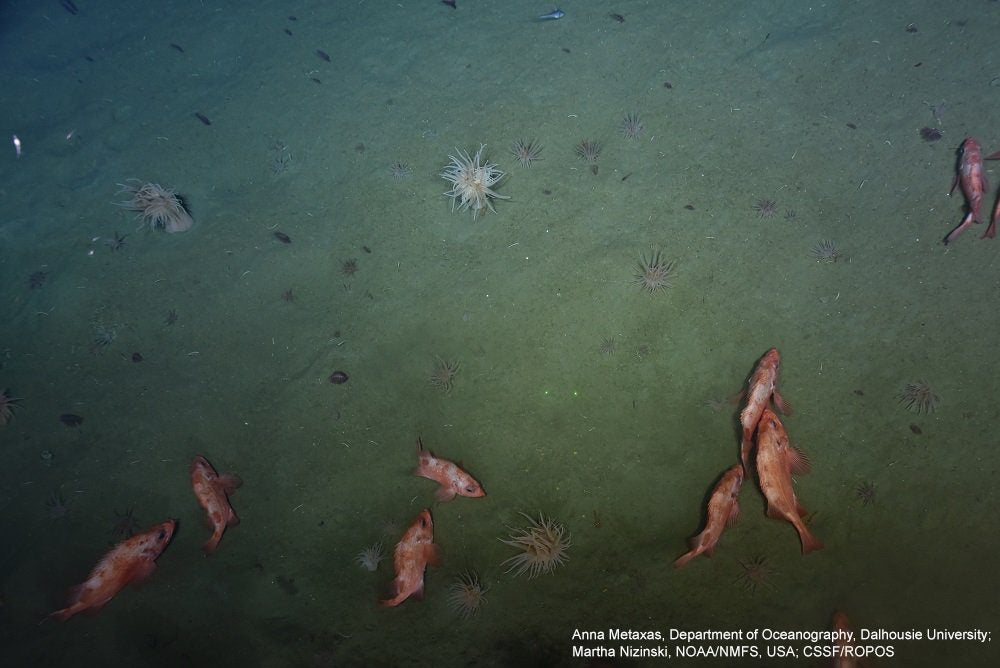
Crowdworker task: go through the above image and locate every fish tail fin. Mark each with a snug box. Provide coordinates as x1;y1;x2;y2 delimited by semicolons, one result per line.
945;212;974;244
799;527;824;555
414;438;434;476
50;585;86;621
672;550;698;569
379;579;407;607
49;608;74;622
202;533;222;555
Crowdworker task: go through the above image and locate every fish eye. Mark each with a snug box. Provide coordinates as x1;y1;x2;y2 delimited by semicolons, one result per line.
465;486;475;492
157;530;166;540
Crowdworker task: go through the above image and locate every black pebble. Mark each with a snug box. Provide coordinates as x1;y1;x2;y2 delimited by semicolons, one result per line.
59;413;83;427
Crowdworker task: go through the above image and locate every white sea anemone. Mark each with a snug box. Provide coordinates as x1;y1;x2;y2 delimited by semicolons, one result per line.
440;144;509;220
354;542;385;571
116;180;193;233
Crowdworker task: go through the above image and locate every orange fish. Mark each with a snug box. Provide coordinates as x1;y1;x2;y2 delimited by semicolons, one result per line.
946;137;987;243
190;455;242;554
755;409;822;554
983;148;1000;239
673;463;743;568
414;438;486;502
379;509;441;607
987;191;1000;240
831;610;861;668
50;519;176;621
739;348;791;473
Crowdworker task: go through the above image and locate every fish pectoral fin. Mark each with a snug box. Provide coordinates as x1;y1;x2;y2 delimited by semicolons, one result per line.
727;502;741;527
128;560;157;589
786;447;811;475
227;508;241;527
434;486;457;502
50;607;75;622
773;390;792;415
218;474;243;494
424;544;443;567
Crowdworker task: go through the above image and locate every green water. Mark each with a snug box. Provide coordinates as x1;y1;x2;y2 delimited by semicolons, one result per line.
0;0;997;666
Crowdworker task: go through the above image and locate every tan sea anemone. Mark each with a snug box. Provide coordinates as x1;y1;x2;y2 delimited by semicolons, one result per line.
499;512;570;578
116;180;193;233
447;571;488;619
